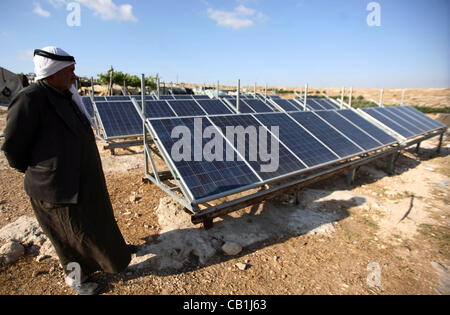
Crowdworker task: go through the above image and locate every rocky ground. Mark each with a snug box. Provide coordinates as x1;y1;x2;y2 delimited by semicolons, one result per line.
0;109;449;295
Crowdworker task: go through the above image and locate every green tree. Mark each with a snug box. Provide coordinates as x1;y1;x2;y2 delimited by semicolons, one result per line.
97;69;156;89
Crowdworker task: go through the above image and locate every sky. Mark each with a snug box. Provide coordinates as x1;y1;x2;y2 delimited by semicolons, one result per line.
0;0;449;88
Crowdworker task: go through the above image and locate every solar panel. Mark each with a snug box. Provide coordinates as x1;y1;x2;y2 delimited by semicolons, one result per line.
315;110;384;151
209;114;307;181
337;109;397;145
159;95;175;100
361;108;417;138
139;100;177;118
81;97;94;118
195;99;233;115
401;106;446;130
193;95;211;100
226;99;255;113
289;112;363;158
382;106;433;133
253;113;339;167
95;101;142;138
271;99;299;112
105;96;132;101
167;100;207;117
305;99;326;111
313;98;339;110
243;99;275;113
94;96;106;102
147;117;260;201
173;95;194;100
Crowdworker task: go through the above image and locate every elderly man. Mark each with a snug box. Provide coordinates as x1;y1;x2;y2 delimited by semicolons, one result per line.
1;47;131;295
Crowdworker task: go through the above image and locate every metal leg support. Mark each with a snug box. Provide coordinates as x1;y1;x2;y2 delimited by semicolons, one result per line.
437;133;444;154
347;167;356;186
387;153;396;175
416;142;421;153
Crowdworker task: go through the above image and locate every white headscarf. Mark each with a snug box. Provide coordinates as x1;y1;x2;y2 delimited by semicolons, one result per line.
33;46;75;81
33;46;92;123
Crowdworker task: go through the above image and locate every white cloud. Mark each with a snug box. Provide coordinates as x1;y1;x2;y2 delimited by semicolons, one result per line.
33;2;51;18
207;5;265;30
75;0;137;22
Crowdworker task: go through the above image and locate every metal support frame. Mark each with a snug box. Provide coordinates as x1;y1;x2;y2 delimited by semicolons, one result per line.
349;86;353;108
304;83;308;110
379;88;384;107
437;133;444;154
237;79;240;113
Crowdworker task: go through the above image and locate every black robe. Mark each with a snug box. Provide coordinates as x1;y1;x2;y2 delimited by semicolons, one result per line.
2;81;131;275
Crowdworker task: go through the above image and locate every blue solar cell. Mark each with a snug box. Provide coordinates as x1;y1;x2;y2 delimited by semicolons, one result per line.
226;99;255;113
401;106;445;130
81;97;94;118
382;107;433;133
314;98;339;110
105;96;131;101
254;113;338;167
167;100;207;117
315;110;382;151
289;112;363;158
95;101;142;138
337;110;397;145
173;95;194;100
361;108;416;138
209;115;306;181
306;99;326;111
193;95;211;100
272;99;298;112
148;117;260;201
243;99;274;113
196;100;233;115
140;100;177;118
376;107;424;135
159;95;175;100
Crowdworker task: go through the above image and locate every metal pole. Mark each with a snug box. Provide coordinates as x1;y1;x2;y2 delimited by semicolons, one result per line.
141;74;148;175
237;79;240;113
401;89;405;105
340;87;345;109
304;83;308;111
90;77;94;97
216;80;219;98
349;86;353;108
157;75;160;100
254;82;257;97
379;88;384;107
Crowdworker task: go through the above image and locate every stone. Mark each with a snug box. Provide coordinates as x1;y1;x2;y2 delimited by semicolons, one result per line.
235;263;248;271
221;242;242;256
0;241;25;264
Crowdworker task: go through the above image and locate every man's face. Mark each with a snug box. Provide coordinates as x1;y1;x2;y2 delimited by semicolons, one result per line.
46;64;77;92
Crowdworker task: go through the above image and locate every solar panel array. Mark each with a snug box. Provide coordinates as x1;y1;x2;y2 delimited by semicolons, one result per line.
146;109;401;202
93;97;234;139
85;89;444;205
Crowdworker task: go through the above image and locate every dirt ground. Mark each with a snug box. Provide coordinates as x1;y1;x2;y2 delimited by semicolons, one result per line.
0;108;449;295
